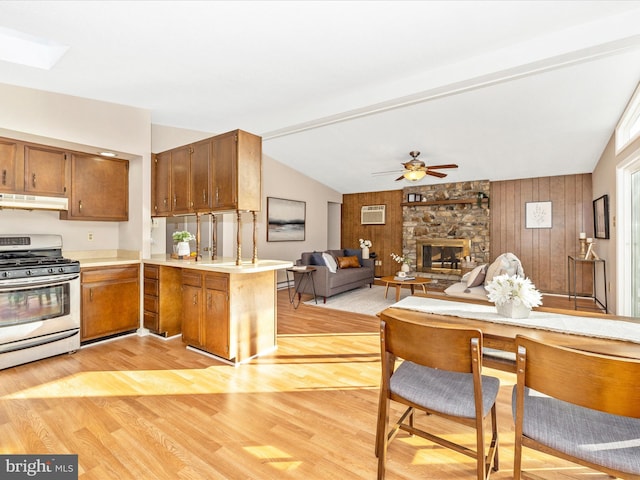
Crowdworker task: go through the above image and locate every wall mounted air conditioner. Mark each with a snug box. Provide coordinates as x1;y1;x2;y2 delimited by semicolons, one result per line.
361;205;385;225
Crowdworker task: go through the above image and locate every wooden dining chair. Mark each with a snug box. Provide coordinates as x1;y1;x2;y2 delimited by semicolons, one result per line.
376;316;500;480
513;335;640;479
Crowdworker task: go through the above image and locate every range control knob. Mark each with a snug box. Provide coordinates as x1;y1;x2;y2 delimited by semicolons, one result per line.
26;270;32;276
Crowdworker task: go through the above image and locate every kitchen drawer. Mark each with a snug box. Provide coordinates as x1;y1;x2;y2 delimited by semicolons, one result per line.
144;278;158;296
182;270;202;287
144;265;159;279
144;311;159;332
205;273;228;291
81;265;139;283
144;295;158;313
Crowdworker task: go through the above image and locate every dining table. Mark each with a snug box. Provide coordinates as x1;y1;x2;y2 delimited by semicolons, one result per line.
378;294;640;372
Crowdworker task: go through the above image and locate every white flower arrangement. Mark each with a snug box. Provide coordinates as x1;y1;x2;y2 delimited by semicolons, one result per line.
359;238;372;248
390;252;411;265
172;230;195;242
485;274;543;309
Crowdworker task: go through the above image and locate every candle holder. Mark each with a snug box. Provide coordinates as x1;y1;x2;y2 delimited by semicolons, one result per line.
579;238;587;258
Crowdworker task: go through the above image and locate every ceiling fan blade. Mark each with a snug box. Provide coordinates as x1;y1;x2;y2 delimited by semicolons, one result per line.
372;170;403;176
427;164;458;170
394;175;406;181
426;170;447;178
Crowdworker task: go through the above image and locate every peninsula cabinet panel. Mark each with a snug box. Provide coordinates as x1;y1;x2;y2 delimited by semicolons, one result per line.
0;138;20;192
23;144;68;197
81;264;140;342
60;154;129;221
143;265;182;337
180;268;275;363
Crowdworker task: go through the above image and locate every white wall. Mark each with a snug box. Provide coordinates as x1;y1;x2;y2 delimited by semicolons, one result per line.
0;83;151;255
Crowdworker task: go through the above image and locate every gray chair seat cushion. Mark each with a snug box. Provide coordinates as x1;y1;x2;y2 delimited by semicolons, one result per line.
390;360;500;418
512;386;640;474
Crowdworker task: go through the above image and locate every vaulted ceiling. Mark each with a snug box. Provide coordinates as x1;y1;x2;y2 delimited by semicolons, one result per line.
1;1;640;193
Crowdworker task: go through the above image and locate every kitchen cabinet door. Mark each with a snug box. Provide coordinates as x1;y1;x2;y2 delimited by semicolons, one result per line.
81;265;140;342
204;273;229;358
23;144;68;197
0;138;20;193
61;154;129;221
170;146;191;214
153;151;172;216
190;139;212;212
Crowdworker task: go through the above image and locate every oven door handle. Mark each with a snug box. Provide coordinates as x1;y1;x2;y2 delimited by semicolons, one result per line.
0;273;80;290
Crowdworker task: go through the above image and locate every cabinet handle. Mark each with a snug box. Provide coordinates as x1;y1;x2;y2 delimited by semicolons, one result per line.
163;198;168;206
79;200;83;211
89;288;93;301
32;173;36;188
192;293;198;305
202;189;206;203
173;195;177;206
207;293;212;308
215;186;219;204
1;169;6;185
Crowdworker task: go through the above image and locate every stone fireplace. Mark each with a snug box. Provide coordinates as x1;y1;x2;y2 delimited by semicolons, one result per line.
417;238;471;275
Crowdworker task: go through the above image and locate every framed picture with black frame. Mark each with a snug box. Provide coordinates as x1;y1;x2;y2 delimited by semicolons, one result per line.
593;194;610;239
267;197;306;242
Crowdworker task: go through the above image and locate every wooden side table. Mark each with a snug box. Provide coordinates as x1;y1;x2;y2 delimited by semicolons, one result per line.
567;256;607;313
285;266;317;309
380;275;432;302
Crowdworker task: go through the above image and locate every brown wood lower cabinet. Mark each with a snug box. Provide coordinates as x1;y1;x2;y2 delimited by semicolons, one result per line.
143;265;182;337
180;268;276;363
81;264;140;342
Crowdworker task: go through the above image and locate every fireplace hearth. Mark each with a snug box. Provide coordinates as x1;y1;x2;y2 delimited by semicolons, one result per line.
417;239;471;275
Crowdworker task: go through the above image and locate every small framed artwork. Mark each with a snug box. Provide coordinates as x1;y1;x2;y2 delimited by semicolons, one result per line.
267;197;306;242
593;194;610;239
525;201;552;229
407;193;416;203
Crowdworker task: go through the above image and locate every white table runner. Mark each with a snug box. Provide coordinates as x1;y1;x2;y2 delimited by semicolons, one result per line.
390;296;640;344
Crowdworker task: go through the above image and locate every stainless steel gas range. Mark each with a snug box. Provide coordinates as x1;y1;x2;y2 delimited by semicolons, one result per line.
0;234;80;370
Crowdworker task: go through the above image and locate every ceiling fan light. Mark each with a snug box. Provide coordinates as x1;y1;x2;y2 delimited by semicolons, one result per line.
404;170;426;181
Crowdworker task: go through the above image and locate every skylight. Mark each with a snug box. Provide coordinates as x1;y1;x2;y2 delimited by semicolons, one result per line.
0;26;69;70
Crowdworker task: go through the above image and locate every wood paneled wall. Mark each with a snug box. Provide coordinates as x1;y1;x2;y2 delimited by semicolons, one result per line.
490;174;593;295
342;191;403;277
343;173;593;296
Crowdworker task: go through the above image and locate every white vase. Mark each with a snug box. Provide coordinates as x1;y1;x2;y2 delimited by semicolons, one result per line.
400;263;410;273
496;301;530;319
176;241;190;257
362;246;370;259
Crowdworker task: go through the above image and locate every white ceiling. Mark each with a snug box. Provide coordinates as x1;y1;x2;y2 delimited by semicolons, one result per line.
1;1;640;193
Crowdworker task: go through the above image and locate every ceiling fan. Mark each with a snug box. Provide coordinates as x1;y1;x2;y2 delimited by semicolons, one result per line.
373;151;458;181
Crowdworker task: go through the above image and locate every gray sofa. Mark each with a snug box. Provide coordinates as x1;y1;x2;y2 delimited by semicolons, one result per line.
295;249;375;302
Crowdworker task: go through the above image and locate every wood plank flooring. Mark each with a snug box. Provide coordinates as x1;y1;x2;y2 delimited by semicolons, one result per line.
0;289;616;479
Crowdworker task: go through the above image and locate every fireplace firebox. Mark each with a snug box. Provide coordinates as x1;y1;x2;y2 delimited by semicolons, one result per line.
417;239;471;275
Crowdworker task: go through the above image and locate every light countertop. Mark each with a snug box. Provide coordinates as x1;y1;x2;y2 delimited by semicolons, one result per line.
144;255;292;273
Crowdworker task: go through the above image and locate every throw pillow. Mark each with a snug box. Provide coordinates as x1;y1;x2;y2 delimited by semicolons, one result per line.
485;253;524;285
309;252;325;266
343;248;363;265
322;252;338;273
466;264;488;287
336;255;361;269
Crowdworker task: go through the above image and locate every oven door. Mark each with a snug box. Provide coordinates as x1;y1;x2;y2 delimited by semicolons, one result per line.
0;273;80;349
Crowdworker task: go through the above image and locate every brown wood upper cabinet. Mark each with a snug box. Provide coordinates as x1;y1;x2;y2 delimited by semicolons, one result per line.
0;137;68;197
152;129;262;217
60;154;129;221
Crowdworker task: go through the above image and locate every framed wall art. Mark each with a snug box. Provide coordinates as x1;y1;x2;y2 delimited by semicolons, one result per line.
525;201;552;229
593;194;610;239
267;197;306;242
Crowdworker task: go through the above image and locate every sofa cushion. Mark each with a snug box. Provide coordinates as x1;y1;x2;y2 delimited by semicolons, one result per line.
322;252;338;273
344;248;363;265
336;255;360;269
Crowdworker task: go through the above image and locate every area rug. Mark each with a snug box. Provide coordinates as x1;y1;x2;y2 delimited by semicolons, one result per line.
304;285;412;316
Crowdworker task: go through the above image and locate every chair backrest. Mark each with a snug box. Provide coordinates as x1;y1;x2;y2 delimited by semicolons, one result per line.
515;335;640;418
380;315;483;374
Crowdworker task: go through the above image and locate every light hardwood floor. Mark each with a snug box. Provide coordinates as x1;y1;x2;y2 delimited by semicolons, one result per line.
0;289;615;479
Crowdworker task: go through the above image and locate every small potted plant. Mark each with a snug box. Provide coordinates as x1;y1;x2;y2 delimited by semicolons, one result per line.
390;252;411;273
485;274;542;318
359;238;372;259
172;230;194;257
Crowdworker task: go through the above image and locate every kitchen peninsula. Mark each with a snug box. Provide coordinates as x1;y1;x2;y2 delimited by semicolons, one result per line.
144;256;292;364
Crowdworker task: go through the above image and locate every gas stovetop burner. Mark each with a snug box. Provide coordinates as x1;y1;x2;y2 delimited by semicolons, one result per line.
0;234;80;280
